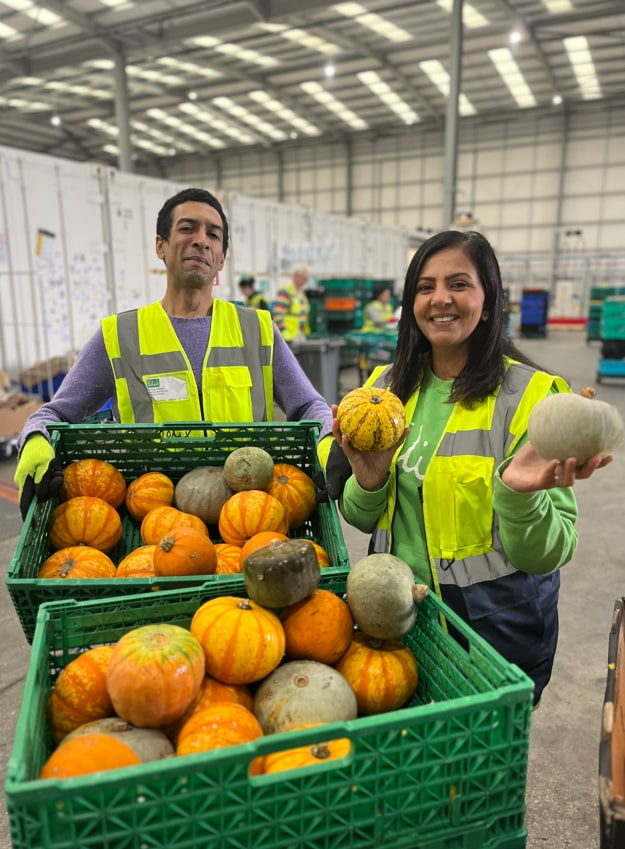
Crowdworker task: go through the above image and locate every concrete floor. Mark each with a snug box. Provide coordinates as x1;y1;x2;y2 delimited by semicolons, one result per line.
0;330;623;848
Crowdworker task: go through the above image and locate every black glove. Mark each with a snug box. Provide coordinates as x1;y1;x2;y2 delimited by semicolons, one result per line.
19;460;64;521
313;441;353;502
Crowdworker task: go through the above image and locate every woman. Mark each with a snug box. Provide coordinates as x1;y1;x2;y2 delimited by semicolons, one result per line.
333;230;611;704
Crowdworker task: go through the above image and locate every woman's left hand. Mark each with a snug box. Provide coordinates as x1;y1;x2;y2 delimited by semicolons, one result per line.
501;441;612;493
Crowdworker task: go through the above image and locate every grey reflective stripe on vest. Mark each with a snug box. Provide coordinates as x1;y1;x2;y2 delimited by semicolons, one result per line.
112;310;187;422
206;305;272;421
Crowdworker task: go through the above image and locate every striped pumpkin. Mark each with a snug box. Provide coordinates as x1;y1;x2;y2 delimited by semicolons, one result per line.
267;463;317;528
190;596;285;685
336;386;406;452
218;490;288;547
48;496;122;553
62;459;127;509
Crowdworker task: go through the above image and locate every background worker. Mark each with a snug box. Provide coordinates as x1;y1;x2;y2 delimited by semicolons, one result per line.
238;276;270;311
272;262;312;343
328;229;612;706
361;286;394;331
14;188;333;518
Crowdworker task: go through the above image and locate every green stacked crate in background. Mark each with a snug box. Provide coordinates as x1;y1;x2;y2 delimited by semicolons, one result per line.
318;278;394;334
601;297;625;340
587;286;625;342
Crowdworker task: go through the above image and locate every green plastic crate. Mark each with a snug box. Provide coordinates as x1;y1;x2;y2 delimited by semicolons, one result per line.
5;574;533;849
6;420;349;644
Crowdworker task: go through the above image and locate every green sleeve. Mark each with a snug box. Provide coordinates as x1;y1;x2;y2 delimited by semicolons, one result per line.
493;451;579;575
339;475;389;534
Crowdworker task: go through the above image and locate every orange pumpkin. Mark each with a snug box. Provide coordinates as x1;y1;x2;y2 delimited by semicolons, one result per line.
37;546;116;579
306;540;330;568
125;472;175;522
239;530;289;569
47;645;116;742
39;733;141;779
262;723;351;774
48;496;123;552
214;543;244;574
267;463;317;528
190;596;285;685
106;623;205;727
176;702;263;763
218;490;288;547
335;632;418;716
280;588;354;665
62;459;127;509
337;386;406;452
153;526;217;576
115;545;156;578
140;504;209;545
164;673;254;744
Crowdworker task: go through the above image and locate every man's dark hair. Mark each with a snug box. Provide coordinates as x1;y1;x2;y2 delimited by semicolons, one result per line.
156;188;229;252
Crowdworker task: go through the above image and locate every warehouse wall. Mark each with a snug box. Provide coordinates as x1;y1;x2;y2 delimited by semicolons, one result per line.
159;102;625;256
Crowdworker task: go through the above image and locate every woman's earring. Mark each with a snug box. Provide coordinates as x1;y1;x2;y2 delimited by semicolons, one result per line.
482;311;489;321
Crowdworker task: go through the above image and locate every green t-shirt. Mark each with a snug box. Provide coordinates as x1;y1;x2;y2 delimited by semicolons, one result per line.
393;371;453;583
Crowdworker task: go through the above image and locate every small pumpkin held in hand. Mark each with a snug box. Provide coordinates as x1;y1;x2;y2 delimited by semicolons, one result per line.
337;386;406;452
528;387;624;464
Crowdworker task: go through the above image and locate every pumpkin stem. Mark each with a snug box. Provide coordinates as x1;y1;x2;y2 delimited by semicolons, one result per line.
159;536;175;553
580;386;596;400
367;638;385;650
238;599;254;610
369;395;382;405
411;583;429;605
311;743;331;760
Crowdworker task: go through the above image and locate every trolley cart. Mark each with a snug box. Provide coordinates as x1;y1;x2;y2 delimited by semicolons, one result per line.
597;359;625;384
345;329;398;384
599;597;625;848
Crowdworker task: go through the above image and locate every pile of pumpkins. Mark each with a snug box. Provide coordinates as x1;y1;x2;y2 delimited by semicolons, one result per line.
40;552;428;781
37;446;330;579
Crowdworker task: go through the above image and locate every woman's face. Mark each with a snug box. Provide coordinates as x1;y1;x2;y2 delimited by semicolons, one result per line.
412;246;486;374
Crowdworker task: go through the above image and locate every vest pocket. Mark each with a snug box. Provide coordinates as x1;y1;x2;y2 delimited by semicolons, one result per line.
207;367;253;421
429;456;494;558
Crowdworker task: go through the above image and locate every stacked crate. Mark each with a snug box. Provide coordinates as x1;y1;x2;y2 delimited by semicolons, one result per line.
597;296;625;382
587;286;625;343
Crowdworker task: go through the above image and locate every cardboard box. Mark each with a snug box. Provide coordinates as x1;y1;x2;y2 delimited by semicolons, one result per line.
0;397;41;439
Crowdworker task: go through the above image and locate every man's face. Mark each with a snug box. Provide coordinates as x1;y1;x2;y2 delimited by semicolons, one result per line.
156;200;226;288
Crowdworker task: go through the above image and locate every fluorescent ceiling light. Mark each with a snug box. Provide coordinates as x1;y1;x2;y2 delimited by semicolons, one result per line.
357;71;418;124
300;81;368;130
157;57;220;79
436;0;488;28
82;59;115;71
419;60;476;116
564;36;602;99
147;108;226;147
249;90;321;135
0;21;21;39
179;102;256;144
2;97;48;110
2;0;63;27
258;22;340;55
190;36;278;68
87;118;119;136
488;48;536;108
98;0;135;8
212;96;288;140
333;3;412;43
542;0;573;11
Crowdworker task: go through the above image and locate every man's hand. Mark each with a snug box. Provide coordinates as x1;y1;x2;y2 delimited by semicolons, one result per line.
14;434;64;520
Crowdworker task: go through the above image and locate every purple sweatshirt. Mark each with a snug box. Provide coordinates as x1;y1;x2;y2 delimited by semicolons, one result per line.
18;313;333;450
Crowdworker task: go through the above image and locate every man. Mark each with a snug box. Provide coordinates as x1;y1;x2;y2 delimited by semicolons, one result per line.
14;188;333;518
272;263;312;343
238;276;269;311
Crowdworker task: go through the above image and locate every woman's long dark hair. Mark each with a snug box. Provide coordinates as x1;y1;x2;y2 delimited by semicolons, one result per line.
386;230;542;405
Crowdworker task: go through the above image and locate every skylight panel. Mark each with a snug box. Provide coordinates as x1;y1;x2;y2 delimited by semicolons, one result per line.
333;3;412;43
300;81;368;130
212;97;288;141
0;21;20;39
249;90;321;135
541;0;573;12
436;0;488;28
147;108;226;148
179;102;256;144
257;23;340;55
2;0;63;27
419;60;476;116
157;57;220;79
356;71;418;124
488;48;536;108
190;36;278;68
564;36;602;99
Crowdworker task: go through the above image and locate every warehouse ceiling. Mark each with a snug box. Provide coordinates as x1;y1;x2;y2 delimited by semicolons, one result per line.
0;0;623;167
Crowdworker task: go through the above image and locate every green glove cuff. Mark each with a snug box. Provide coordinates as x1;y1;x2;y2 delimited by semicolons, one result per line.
14;434;55;493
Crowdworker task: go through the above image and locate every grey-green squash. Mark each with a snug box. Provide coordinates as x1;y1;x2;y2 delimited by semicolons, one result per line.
243;538;320;608
528;388;624;464
174;466;233;525
346;554;428;640
223;446;274;492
